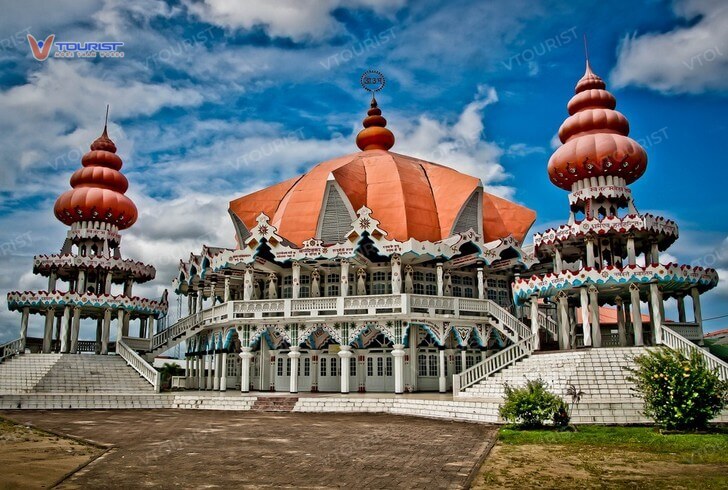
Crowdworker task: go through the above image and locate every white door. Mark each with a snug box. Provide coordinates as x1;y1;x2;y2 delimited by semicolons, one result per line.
318;353;340;392
416;349;440;391
365;350;394;392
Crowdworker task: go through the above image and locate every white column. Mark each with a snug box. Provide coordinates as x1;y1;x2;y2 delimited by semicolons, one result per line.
213;351;221;391
220;352;228;391
588;286;601;347
530;297;540;351
616;297;627;347
409;326;418;392
392;344;405;394
60;306;71;353
650;242;660;265
292;262;301;299
147;317;155;340
77;270;86;293
338;345;353;394
288;347;301;393
116;310;124;342
436;264;444;296
579;288;592;347
210;281;217;306
198;355;205;390
438;349;446;393
477;267;485;299
197;291;204;313
206;353;214;390
19;307;29;351
677;295;686;322
43;309;54;353
340;260;349;297
101;308;111;354
48;271;57;291
310;350;320;392
690;287;703;341
627;236;636;266
558;293;570;350
630;284;644;346
460;349;466;374
391;255;402;295
240;347;253;392
585;238;595;268
244;267;254;301
224;276;231;303
105;274;113;295
650;283;664;344
554;247;563;273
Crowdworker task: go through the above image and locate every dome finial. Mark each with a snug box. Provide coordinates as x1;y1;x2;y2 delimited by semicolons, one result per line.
356;70;395;151
583;33;591;72
91;105;117;153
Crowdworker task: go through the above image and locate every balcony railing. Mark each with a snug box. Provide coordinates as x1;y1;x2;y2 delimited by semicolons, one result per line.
664;322;701;341
150;294;531;354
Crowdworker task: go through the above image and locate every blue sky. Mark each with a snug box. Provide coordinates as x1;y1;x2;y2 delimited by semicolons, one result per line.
0;0;726;342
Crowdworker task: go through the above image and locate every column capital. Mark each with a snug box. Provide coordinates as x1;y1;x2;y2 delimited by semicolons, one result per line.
337;345;354;358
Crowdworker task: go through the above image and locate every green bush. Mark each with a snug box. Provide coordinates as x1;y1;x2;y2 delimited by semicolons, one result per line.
499;378;570;429
627;348;728;430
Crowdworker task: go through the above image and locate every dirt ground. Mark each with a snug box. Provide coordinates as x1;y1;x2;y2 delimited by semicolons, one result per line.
0;410;496;489
474;441;728;489
0;417;103;489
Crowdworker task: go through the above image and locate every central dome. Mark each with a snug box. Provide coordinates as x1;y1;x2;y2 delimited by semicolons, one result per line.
230;149;535;247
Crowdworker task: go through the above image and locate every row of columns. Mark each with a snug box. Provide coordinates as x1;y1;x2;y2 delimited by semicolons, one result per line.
531;283;704;351
188;342;477;395
24;307;155;354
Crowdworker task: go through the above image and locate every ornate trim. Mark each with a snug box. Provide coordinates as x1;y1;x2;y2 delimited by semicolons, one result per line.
512;263;718;305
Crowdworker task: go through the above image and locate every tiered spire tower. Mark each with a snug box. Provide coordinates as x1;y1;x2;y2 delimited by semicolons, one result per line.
7;114;167;355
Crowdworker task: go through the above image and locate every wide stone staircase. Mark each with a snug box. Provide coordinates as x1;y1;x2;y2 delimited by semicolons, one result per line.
459;347;649;401
0;353;64;392
0;354;155;393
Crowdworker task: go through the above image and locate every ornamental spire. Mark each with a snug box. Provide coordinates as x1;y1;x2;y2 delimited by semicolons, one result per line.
546;55;647;191
356;70;395;151
53;108;138;229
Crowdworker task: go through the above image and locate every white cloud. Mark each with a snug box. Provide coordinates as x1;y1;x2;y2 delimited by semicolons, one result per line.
0;61;204;191
611;0;728;93
391;84;515;199
184;0;405;42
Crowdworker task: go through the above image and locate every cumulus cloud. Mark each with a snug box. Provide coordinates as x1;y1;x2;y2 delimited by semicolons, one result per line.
184;0;405;42
0;61;204;192
392;84;515;199
611;0;728;93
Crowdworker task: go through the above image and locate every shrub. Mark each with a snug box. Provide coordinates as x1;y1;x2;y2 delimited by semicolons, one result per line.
499;378;570;429
626;348;728;430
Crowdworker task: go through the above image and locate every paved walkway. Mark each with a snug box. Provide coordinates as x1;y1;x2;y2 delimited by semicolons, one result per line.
3;410;496;489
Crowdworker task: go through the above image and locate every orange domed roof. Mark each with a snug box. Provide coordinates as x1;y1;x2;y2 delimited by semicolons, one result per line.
548;62;647;190
230;150;535;246
54;125;138;229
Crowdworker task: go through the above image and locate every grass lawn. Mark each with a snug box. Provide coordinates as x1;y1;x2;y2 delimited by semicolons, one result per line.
473;425;728;489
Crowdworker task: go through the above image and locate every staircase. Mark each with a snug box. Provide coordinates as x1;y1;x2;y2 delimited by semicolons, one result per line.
458;347;650;400
251;396;299;412
0;354;64;392
0;354;155;393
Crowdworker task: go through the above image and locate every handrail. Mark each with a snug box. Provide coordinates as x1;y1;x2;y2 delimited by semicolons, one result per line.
0;338;23;363
117;339;161;392
453;334;535;395
537;311;558;340
661;325;728;381
484;300;530;340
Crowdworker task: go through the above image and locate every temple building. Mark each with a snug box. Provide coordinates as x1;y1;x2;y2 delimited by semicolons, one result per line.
5;120;168;356
512;61;718;351
166;96;541;394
